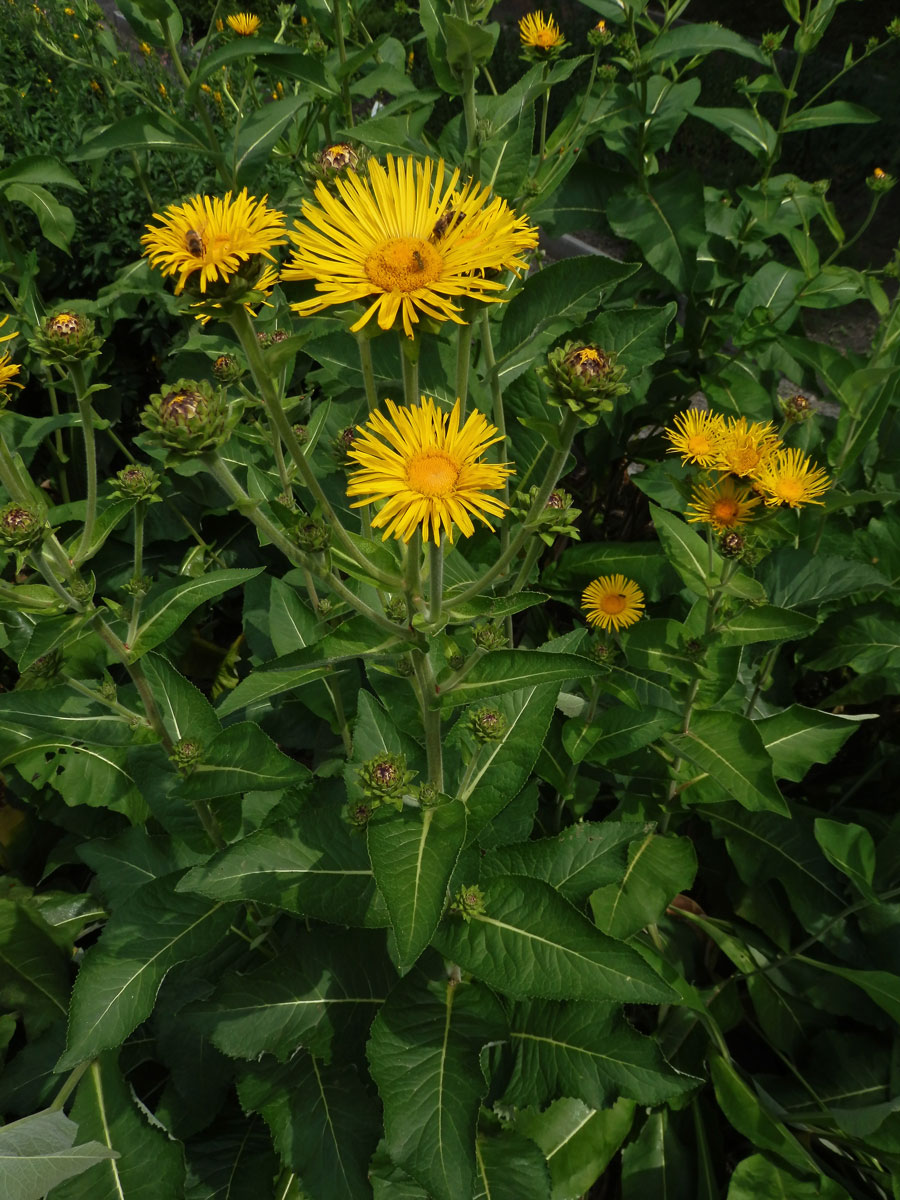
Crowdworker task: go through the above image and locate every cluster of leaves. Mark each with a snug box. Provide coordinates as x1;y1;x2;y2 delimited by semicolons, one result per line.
1;0;900;1198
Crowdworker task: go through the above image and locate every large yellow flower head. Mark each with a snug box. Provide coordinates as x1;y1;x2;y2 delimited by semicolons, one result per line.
753;447;830;508
519;10;565;52
141;190;287;295
715;416;779;478
664;409;725;468
226;11;260;34
582;575;645;633
280;156;537;339
686;476;761;531
345;396;513;544
0;317;22;401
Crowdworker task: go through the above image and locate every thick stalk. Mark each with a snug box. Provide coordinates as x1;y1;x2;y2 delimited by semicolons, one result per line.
49;1062;91;1111
230;307;400;589
538;80;550;162
332;0;354;127
455;313;475;418
356;332;378;412
126;502;147;649
399;335;419;404
429;536;443;625
69;362;97;566
509;535;543;594
45;376;70;502
162;18;229;186
268;414;293;500
412;649;443;790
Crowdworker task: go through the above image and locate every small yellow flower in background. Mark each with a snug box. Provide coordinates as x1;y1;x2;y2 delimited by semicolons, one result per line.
141;190;287;295
227;11;261;34
64;6;74;13
215;16;223;29
582;575;645;633
281;155;537;339
686;476;761;531
753;447;830;508
519;10;565;52
345;397;513;544
139;40;152;54
213;89;223;104
715;416;779;478
90;78;101;91
664;409;725;468
72;30;79;37
200;82;211;93
300;14;307;23
158;82;167;98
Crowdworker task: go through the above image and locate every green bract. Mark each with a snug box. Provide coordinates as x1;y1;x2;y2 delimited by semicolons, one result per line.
140;378;233;454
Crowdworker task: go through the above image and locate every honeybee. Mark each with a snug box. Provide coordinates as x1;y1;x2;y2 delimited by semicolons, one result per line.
185;228;205;257
411;249;425;271
429;208;458;243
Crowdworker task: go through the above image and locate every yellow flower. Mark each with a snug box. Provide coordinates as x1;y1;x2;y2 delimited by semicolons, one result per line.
519;10;564;50
752;448;829;508
139;39;152;54
715;416;779;478
200;82;211;93
190;264;279;324
281;155;537;339
686;476;761;531
874;167;886;179
215;16;223;29
582;575;645;633
90;78;101;91
0;315;18;345
664;408;725;468
345;396;513;544
0;352;23;397
158;82;167;97
226;11;260;34
64;6;74;12
141;190;287;295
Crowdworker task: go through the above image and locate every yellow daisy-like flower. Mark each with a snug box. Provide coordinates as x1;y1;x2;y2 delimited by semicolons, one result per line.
686;476;761;531
280;156;537;339
0;352;23;396
226;11;260;34
582;575;645;633
0;315;18;345
664;409;725;468
190;264;279;324
715;416;779;478
519;10;564;50
345;396;513;544
753;448;830;508
141;190;287;295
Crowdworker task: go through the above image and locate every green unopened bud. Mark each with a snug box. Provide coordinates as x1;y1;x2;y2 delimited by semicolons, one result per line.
719;530;745;559
316;597;333;617
171;737;203;775
334;425;357;463
33;309;104;365
587;17;613;47
346;799;374;828
111;463;161;501
296;516;331;553
141;379;233;454
761;29;785;54
471;706;507;743
683;637;704;662
587;637;615;666
598;61;617;82
213;353;244;383
867;167;896;194
358;751;415;809
385;596;407;623
15;649;63;689
292;423;308;445
779;393;814;424
474;622;507;651
0;502;45;549
416;781;440;808
539;342;628;425
450;883;486;922
887;17;900;38
511;486;581;545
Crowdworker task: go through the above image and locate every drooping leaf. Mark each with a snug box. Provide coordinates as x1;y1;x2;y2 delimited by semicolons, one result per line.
515;1097;635;1200
0;1109;116;1200
143;653;222;747
756;705;873;782
813;819;876;897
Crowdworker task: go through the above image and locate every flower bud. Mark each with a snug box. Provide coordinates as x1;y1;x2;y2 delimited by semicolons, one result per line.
471;706;507;743
587;18;613;47
319;142;360;172
213;353;244;383
867;167;896;194
416;781;440;808
292;423;309;445
779;392;813;424
719;530;745;558
474;622;507;651
358;751;415;809
587;637;615;666
334;425;357;463
141;378;233;455
33;309;104;364
296;516;331;554
111;463;161;501
450;884;486;922
346;799;374;828
761;29;785;53
385;596;407;623
0;502;45;550
511;485;581;546
171;737;203;775
316;597;333;617
539;341;628;425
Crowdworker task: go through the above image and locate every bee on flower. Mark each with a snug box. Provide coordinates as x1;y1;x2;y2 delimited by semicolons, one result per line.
582;575;645;633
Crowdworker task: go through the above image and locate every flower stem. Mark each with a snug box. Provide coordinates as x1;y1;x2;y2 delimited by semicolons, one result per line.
455;308;475;418
332;0;354;128
399;334;419;405
429;536;443;625
538;74;550;162
356;332;378;412
49;1062;90;1111
69;362;97;567
126;502;147;649
412;649;443;790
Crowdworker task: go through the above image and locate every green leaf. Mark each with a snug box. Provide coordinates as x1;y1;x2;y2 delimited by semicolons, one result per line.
0;1110;116;1200
177;802;389;928
584;304;676;378
564;705;680;765
717;605;818;645
516;1097;634;1200
367;962;508;1200
590;832;697;939
368;801;466;975
474;1133;551;1200
543;541;678;601
0;899;70;1036
0;686;135;746
214;664;334;717
3;183;75;253
690;106;778;159
620;1109;694;1200
606;172;705;292
182;721;308;800
813;818;876;897
756;705;873;782
192;39;333;96
668;711;788;815
233;96;306;184
650;505;716;594
77;829;198;909
182;1114;278;1200
758;549;887;609
129;569;263;660
496;256;639;385
726;1154;852;1199
57;877;236;1069
187;929;390;1062
0;154;84;191
796;958;900;1025
481;821;646;905
431;876;675;1004
47;1054;184;1199
71;114;209;161
806;610;900;674
710;1055;813;1173
458;683;559;840
237;1054;381;1200
438;651;604;709
443;13;499;66
646;23;767;63
442;590;548;624
142;653;222;746
785;100;878;132
268;576;322;656
504;1000;696;1109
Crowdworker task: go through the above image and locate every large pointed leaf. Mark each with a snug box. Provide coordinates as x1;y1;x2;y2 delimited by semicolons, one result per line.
233;95;306;183
431;876;675;1004
590;832;697;940
129;569;263;660
668;711;788;816
0;686;135;746
47;1054;184;1199
238;1055;380;1200
516;1098;635;1200
367;961;508;1200
473;1133;551;1200
181;721;308;800
564;705;679;766
143;653;222;746
756;705;873;782
182;1113;278;1200
57;877;236;1069
368;801;466;974
438;651;604;709
620;1109;694;1200
0;1110;116;1200
0;898;70;1037
504;1000;697;1108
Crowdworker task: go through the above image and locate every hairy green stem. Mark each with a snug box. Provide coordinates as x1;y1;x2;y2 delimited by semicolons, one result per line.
332;0;354;127
49;1062;91;1111
455;313;475;418
412;649;443;789
429;536;443;625
126;502;147;649
356;333;378;412
68;362;97;566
